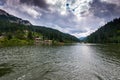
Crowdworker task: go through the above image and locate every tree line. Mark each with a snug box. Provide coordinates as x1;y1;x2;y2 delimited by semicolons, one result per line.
87;18;120;43
0;20;79;44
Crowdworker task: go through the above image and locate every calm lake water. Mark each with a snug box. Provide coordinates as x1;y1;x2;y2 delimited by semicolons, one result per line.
0;43;120;80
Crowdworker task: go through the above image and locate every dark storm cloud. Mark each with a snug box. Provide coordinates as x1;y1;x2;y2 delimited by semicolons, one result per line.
0;0;6;5
89;0;120;19
20;0;49;10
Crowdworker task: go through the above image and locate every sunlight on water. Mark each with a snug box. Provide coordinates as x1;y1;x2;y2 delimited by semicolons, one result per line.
81;45;92;58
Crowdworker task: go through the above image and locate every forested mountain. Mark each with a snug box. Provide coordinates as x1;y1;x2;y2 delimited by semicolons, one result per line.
87;18;120;43
0;9;79;46
0;9;31;26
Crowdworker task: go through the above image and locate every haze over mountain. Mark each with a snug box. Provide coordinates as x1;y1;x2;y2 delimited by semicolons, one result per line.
0;0;120;38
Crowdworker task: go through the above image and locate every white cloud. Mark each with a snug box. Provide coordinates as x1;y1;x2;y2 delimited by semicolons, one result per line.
66;0;92;17
101;0;120;6
46;0;58;5
20;5;41;18
71;28;94;37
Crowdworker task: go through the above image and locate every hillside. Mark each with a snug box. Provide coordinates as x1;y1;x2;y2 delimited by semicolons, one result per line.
87;18;120;43
0;9;79;46
0;9;31;26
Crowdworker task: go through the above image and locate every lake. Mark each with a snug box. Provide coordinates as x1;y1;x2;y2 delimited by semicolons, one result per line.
0;43;120;80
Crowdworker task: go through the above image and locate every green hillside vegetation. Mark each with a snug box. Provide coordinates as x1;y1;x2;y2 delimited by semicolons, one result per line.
87;18;120;43
0;20;79;47
0;20;33;47
0;9;80;47
33;26;79;42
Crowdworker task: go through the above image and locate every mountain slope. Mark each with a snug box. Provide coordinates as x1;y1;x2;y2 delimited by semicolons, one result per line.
0;9;79;46
87;18;120;43
0;9;31;26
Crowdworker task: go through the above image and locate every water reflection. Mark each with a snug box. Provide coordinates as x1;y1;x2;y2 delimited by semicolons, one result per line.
0;63;13;77
0;44;120;80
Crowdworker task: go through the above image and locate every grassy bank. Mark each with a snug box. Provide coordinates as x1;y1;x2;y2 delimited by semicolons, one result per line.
0;38;34;47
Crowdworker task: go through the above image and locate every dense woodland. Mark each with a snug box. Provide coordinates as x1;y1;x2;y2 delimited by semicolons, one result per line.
0;20;79;40
87;18;120;43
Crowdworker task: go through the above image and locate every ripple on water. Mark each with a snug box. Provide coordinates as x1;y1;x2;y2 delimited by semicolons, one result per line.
0;63;13;77
0;44;120;80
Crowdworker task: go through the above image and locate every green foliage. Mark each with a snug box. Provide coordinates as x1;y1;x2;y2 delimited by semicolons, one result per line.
33;26;80;42
27;31;33;40
0;38;34;47
0;20;79;43
0;12;80;47
87;18;120;43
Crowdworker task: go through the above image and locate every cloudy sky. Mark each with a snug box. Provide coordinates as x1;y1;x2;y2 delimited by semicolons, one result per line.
0;0;120;38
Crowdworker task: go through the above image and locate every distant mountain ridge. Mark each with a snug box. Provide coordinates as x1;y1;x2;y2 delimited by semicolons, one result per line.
87;18;120;43
79;37;86;40
0;9;31;26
